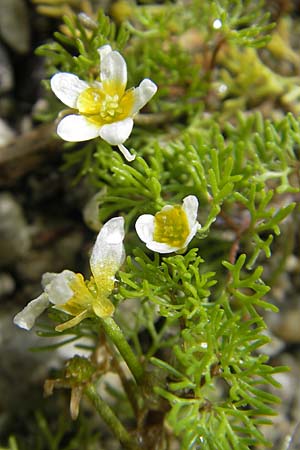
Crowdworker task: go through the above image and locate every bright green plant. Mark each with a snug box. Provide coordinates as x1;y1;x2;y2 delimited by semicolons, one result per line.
13;1;300;449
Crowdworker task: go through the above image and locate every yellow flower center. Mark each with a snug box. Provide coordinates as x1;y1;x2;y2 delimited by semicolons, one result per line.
59;273;93;316
57;271;115;320
153;205;190;248
77;83;134;126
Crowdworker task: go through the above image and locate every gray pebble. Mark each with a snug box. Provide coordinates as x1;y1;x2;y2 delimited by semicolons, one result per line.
0;272;15;298
0;118;15;146
0;0;30;54
0;44;13;94
0;192;31;267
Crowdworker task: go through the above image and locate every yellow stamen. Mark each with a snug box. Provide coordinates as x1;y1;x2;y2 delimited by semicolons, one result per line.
77;87;105;115
76;84;134;127
55;309;90;332
153;206;190;248
57;273;93;316
56;270;116;322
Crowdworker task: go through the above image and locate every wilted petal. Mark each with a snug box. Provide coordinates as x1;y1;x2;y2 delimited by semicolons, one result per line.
99;118;133;146
55;273;94;317
51;73;89;108
44;270;77;306
135;214;155;244
90;217;125;293
13;293;49;330
132;79;158;115
70;386;83;420
57;114;99;142
41;272;62;288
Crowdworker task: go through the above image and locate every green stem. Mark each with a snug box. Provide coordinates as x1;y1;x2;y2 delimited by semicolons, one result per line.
100;317;144;383
85;384;139;450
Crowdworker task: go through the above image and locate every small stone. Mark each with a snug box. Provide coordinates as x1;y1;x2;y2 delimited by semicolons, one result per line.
15;249;54;282
0;118;15;146
83;190;105;231
0;193;31;267
0;97;15;119
0;307;65;419
0;272;15;298
0;0;30;54
55;230;84;269
32;98;49;116
259;329;285;356
271;309;300;343
19;115;32;134
286;254;300;272
16;230;84;282
0;44;13;94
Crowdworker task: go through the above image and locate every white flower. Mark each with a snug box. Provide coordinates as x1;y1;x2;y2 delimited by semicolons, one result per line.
135;195;201;253
50;44;157;162
14;217;125;332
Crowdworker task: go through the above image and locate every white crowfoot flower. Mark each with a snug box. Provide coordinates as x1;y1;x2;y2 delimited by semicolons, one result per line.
135;195;201;253
50;44;157;162
14;217;125;332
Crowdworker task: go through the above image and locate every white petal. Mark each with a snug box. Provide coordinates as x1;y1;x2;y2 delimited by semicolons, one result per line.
182;222;199;248
182;195;199;229
90;217;125;283
50;73;89;108
146;241;178;254
161;205;173;213
41;272;59;288
117;144;135;162
100;49;127;87
135;214;155;244
57;115;99;142
99;118;133;145
98;44;112;62
13;293;49;330
132;79;158;115
44;270;77;306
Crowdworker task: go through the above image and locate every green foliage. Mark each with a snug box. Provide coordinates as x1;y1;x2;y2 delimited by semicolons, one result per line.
30;410;101;450
33;310;99;352
208;0;274;47
38;107;298;447
37;10;129;79
0;437;19;450
117;248;286;449
67;111;298;279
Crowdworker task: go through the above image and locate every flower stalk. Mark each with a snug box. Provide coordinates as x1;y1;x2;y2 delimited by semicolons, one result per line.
85;384;139;450
100;317;144;383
